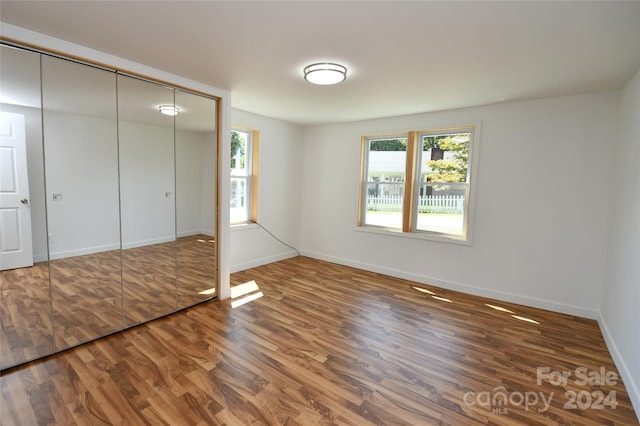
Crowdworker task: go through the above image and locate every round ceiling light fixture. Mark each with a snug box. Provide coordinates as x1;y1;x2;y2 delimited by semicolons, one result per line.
159;105;180;116
303;62;347;85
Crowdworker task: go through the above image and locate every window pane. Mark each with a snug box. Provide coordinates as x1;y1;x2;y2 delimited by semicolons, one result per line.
231;128;254;224
364;137;406;228
416;132;471;236
365;182;404;228
231;130;248;176
230;177;248;223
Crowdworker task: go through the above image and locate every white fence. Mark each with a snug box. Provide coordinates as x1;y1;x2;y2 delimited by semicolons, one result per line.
367;194;464;214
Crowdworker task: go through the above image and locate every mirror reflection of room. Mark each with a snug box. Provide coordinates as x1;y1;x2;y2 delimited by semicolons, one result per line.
42;54;122;351
174;89;217;310
1;45;53;367
0;43;218;370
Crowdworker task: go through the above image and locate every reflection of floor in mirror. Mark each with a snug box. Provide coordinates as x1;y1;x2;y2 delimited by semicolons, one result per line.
177;234;217;306
0;261;54;368
0;234;216;368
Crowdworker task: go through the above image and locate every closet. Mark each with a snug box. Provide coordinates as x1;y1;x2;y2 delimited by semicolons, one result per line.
0;43;219;369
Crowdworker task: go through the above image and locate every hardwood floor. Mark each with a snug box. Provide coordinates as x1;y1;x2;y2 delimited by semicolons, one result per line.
0;262;53;368
1;256;638;425
1;235;216;368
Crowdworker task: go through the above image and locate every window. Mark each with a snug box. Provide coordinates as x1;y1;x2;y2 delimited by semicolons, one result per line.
360;135;408;229
231;128;259;224
359;126;476;242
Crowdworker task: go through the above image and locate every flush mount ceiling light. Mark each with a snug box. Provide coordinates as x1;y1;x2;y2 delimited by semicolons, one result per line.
158;105;180;116
304;62;347;85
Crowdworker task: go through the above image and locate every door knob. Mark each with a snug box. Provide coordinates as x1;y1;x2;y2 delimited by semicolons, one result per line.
21;198;29;204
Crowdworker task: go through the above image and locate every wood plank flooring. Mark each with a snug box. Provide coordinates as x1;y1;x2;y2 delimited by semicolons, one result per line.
1;256;638;425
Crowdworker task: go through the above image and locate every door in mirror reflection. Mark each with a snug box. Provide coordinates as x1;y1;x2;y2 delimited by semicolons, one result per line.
175;90;217;308
41;55;122;351
118;75;177;327
0;45;53;368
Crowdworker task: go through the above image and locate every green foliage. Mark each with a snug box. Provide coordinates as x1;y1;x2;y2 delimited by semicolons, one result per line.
422;135;444;150
231;130;245;169
424;134;470;183
370;138;407;151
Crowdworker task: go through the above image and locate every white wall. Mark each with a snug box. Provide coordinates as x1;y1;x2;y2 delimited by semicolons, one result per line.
230;108;302;272
175;129;216;238
300;91;620;318
176;129;204;237
600;69;640;417
40;113;214;256
119;120;175;249
44;111;121;258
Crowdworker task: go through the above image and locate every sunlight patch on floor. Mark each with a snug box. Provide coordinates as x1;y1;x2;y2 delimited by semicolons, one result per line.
485;303;515;314
412;286;435;295
231;280;263;308
511;315;540;324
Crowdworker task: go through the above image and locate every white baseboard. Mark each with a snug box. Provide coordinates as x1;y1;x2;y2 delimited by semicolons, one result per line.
598;315;640;420
177;230;200;238
230;250;298;274
35;230;213;262
199;229;215;237
177;230;214;238
299;249;599;320
122;236;176;250
48;243;121;260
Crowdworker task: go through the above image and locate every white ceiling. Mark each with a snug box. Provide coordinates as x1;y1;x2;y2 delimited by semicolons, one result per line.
1;44;217;133
1;1;639;126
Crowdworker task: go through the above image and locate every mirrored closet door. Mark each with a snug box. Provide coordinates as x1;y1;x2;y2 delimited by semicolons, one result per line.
118;75;178;327
175;89;217;309
42;55;123;351
0;43;219;370
0;45;52;367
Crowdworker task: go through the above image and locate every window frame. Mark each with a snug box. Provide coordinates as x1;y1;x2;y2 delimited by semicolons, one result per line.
230;127;259;225
358;125;478;245
358;133;409;231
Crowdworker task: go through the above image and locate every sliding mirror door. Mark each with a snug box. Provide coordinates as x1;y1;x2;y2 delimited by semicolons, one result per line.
1;43;219;369
0;45;53;368
41;56;122;350
118;75;177;326
175;90;217;308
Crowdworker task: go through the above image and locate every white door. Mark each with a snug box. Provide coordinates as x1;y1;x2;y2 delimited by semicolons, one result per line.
0;112;34;270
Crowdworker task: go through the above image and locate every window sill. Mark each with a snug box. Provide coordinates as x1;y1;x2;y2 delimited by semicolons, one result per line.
231;222;258;231
354;225;472;246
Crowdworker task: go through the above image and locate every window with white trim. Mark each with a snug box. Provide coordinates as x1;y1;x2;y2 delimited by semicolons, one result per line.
231;128;258;224
360;135;408;229
359;126;476;242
